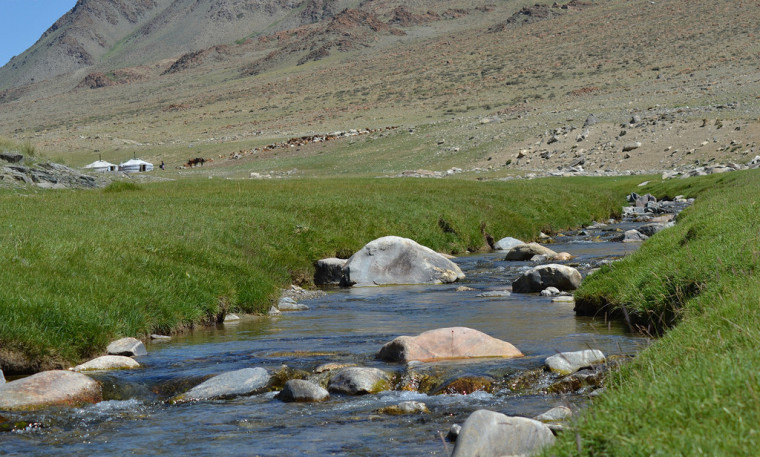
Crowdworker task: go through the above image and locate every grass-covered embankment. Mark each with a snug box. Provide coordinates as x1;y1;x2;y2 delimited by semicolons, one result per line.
1;176;641;373
547;169;760;455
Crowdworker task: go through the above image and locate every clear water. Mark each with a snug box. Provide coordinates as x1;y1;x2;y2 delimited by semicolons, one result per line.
1;231;648;456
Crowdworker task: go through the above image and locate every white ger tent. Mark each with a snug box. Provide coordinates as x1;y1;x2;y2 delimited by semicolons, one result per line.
83;160;118;172
119;158;154;173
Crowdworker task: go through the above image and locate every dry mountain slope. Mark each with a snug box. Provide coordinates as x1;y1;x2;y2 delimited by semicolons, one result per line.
0;0;357;90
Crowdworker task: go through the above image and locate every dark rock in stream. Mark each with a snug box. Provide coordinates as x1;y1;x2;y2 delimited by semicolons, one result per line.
512;264;582;293
314;258;346;285
431;375;495;395
276;379;329;403
173;367;270;402
451;409;555;457
328;367;392;395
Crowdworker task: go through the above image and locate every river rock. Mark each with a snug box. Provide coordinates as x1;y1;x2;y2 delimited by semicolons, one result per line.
0;370;102;410
0;369;5;384
176;367;270;402
314;258;347;285
512;264;582;293
540;287;560;297
545;349;606;375
505;243;557;261
535;406;573;422
276;379;329;402
494;237;524;251
432;375;494;395
617;229;649;243
448;423;463;441
340;236;464;286
638;222;673;237
72;355;140;372
377;400;429;415
278;297;309;311
377;327;523;363
328;367;391;395
552;252;573;261
107;337;147;357
451;409;556;457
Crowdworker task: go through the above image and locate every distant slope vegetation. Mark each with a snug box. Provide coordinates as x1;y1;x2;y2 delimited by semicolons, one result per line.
0;0;358;90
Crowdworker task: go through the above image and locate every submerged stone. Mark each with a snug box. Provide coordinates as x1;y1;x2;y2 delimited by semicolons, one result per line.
175;367;270;402
0;370;102;411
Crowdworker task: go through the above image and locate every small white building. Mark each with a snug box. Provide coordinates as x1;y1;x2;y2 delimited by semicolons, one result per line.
84;160;118;172
119;159;154;173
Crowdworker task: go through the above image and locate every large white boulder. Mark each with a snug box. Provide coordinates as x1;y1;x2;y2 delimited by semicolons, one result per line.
512;264;582;293
494;237;524;251
0;370;102;410
377;327;523;362
341;236;464;286
451;409;555;457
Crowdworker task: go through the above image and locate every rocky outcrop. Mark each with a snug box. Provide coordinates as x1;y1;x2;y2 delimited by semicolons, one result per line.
1;160;99;189
276;379;329;402
377;327;523;363
504;243;557;261
340;236;464;286
327;367;391;395
545;349;606;375
175;367;270;402
107;337;147;357
314;258;346;285
0;370;102;410
512;264;582;293
72;355;140;372
451;409;555;457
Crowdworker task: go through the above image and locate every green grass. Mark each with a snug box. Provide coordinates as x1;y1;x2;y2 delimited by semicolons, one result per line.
0;175;640;371
545;169;760;456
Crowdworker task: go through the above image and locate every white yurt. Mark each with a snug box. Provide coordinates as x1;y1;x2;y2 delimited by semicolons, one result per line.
119;158;154;173
83;160;118;172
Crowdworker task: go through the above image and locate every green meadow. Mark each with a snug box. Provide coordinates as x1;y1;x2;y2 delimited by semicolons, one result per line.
0;175;640;371
546;169;760;456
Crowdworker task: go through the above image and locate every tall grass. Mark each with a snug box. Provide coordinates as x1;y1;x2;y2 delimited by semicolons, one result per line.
546;169;760;456
0;176;641;371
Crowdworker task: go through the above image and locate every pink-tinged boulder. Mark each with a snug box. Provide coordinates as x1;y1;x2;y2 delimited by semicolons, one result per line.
340;236;464;286
0;370;102;411
377;327;523;363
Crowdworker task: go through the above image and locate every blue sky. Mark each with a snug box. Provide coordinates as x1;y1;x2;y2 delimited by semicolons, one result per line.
0;1;78;67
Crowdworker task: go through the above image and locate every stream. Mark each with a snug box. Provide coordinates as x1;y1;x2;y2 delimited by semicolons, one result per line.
1;223;650;456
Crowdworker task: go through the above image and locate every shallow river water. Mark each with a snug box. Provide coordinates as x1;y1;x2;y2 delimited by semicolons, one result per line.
2;227;649;456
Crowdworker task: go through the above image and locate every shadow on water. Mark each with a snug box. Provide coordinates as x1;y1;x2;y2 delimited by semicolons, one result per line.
1;234;649;456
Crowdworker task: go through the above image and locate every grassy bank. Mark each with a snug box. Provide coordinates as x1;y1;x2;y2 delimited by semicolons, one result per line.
547;169;760;455
1;175;641;373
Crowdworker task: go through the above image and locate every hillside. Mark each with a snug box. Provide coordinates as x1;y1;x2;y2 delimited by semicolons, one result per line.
0;0;758;177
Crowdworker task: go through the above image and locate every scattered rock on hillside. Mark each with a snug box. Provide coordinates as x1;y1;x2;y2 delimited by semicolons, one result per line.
340;236;464;286
72;356;140;372
107;337;147;357
377;327;523;362
175;367;270;402
512;264;582;293
276;379;329;403
451;409;555;457
545;349;606;375
0;370;102;410
328;367;391;395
